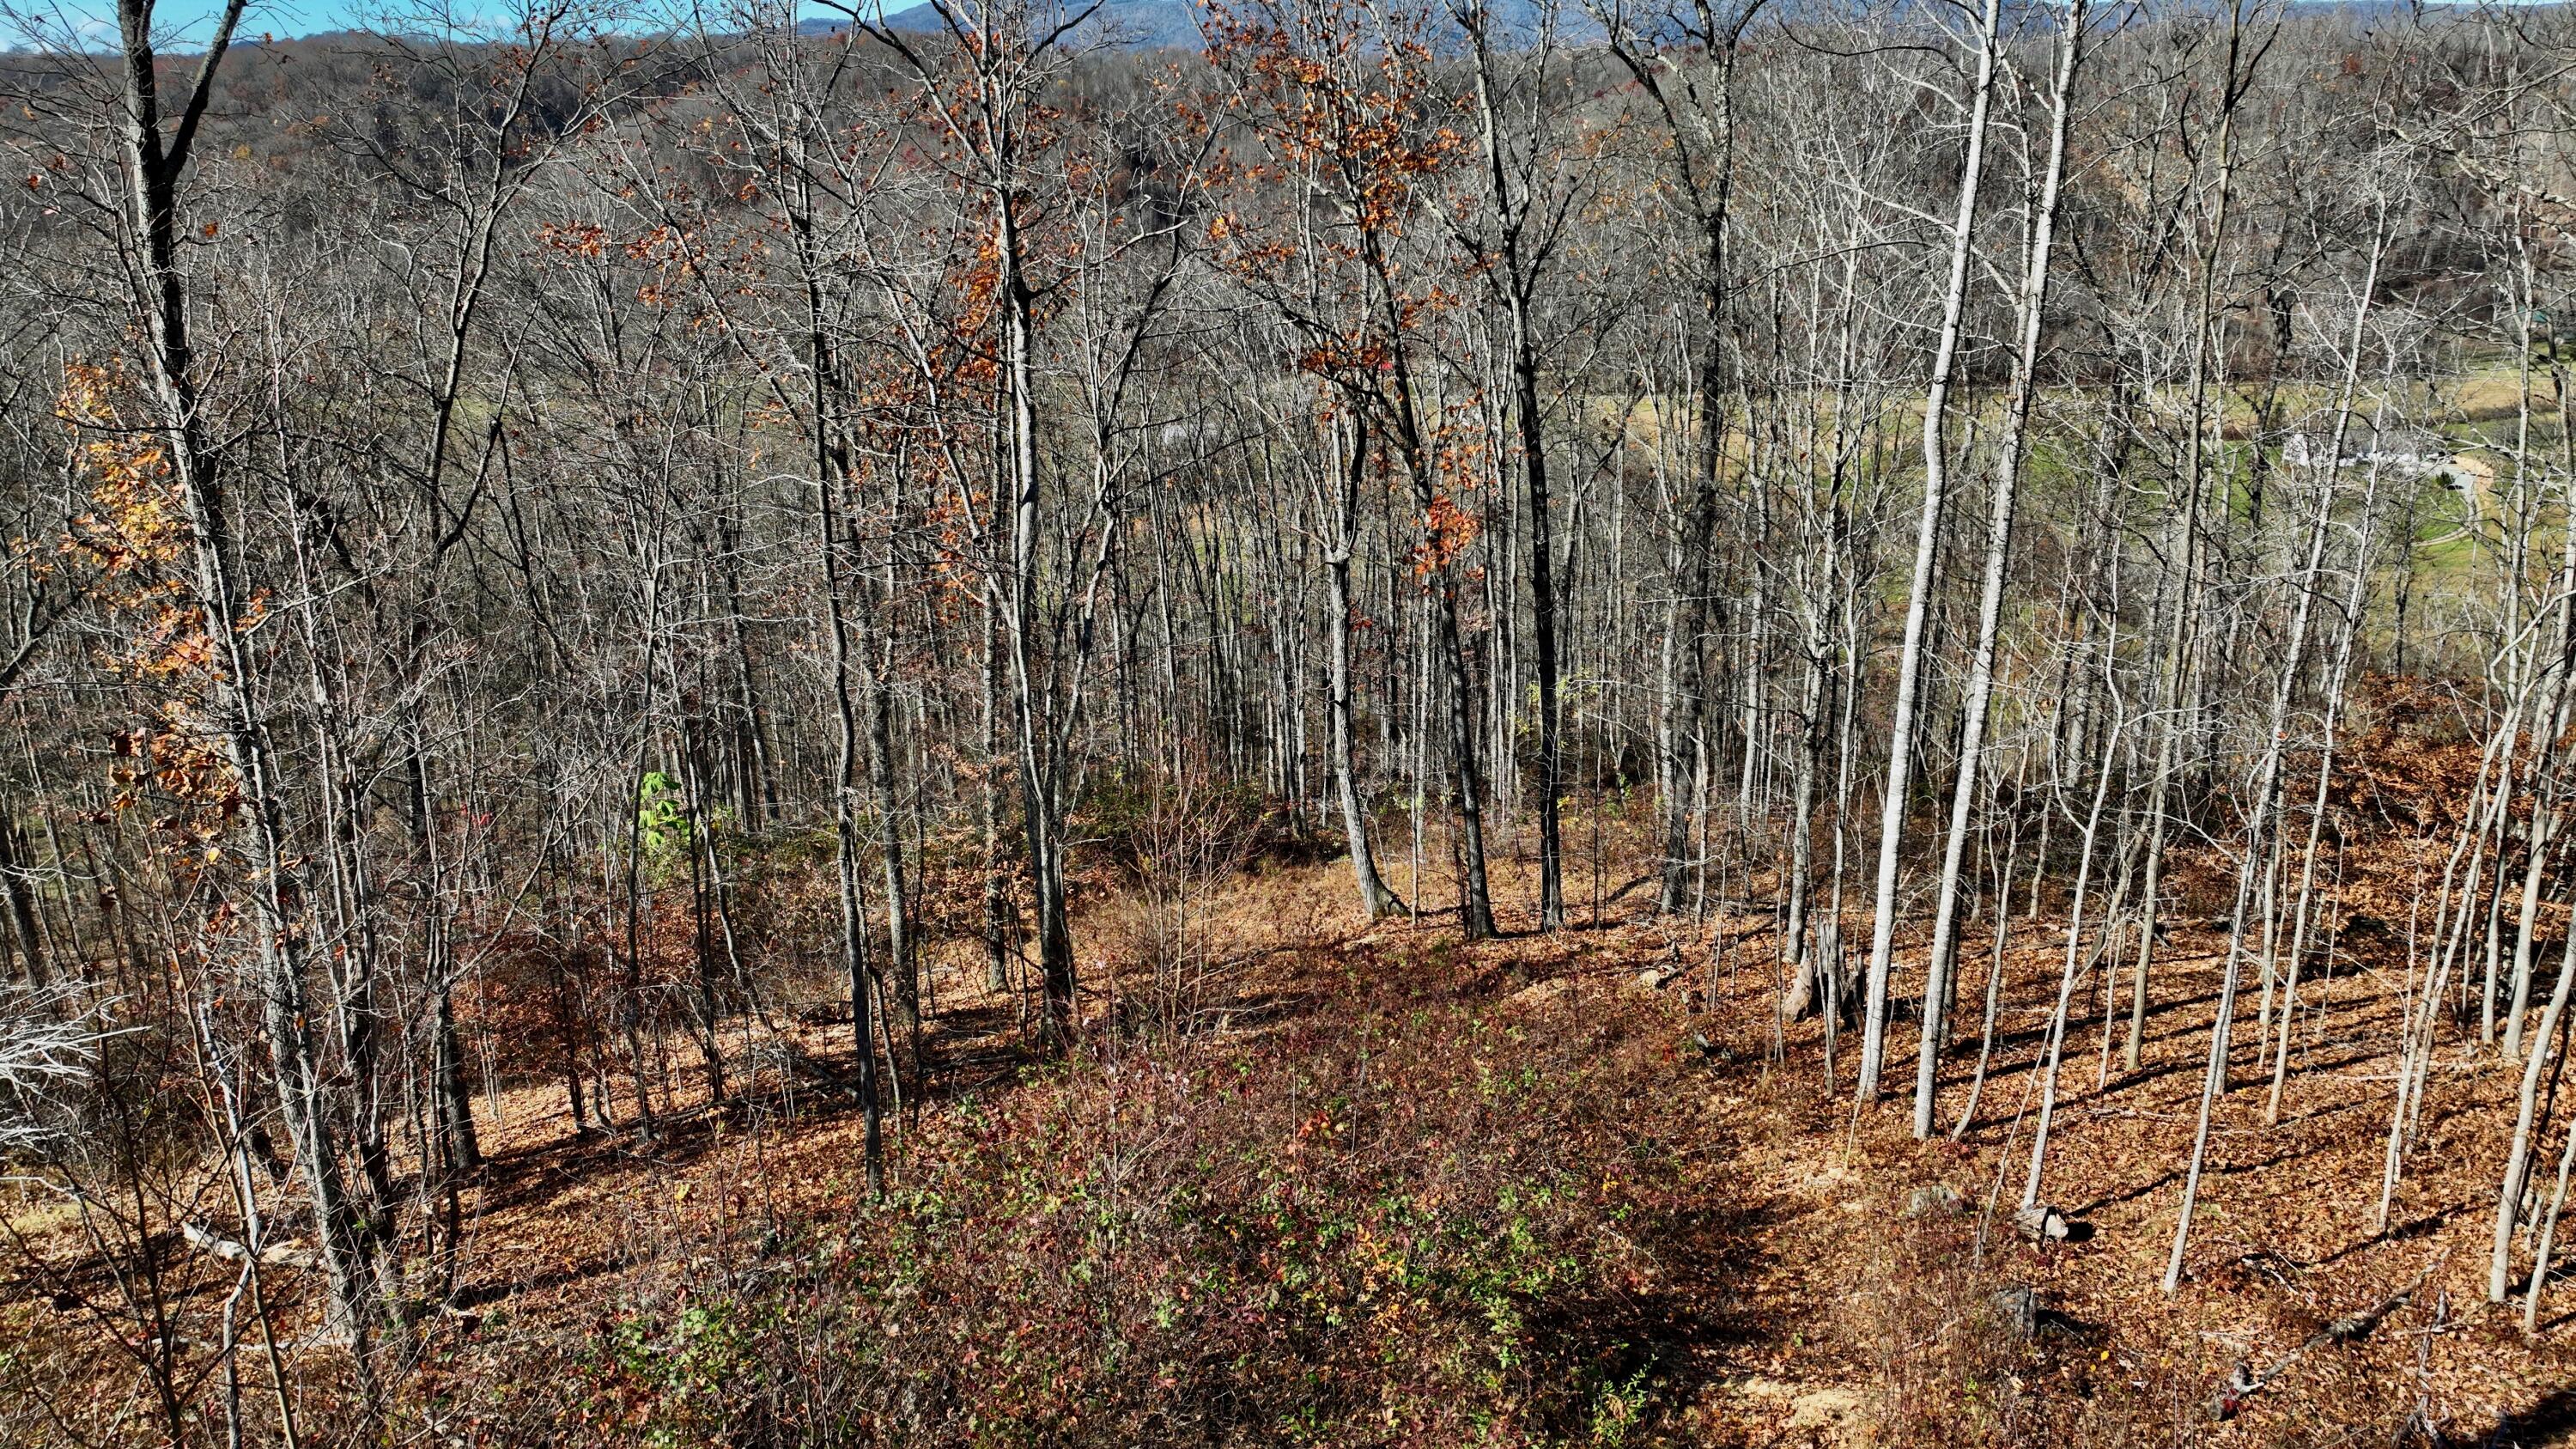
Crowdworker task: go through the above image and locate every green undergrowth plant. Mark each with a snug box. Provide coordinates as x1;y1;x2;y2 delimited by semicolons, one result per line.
538;959;1706;1446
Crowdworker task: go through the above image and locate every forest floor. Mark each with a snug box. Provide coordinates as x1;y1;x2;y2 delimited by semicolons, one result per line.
388;842;2576;1447
14;830;2576;1443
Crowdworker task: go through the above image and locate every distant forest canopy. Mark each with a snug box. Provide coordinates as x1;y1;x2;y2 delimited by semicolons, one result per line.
7;0;2576;1434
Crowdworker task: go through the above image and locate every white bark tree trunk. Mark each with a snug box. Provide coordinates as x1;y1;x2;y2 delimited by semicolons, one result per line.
1913;0;2086;1136
1857;0;2005;1103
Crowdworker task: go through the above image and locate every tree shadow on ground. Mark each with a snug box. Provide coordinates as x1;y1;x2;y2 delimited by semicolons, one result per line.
2479;1386;2576;1447
2070;1144;2320;1219
1517;1198;1789;1438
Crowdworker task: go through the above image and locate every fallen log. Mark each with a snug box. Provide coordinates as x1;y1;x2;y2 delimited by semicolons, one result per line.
180;1222;318;1271
2213;1257;2445;1420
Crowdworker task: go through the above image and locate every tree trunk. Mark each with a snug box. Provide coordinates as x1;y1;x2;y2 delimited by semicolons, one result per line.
1913;0;2085;1136
115;0;381;1376
1858;0;2004;1104
1327;421;1402;920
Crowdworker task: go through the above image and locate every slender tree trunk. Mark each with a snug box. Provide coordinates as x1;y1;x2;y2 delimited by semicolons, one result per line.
1327;421;1402;919
114;0;380;1378
1512;304;1565;931
1858;0;2004;1103
998;200;1079;1035
1914;0;2085;1135
2162;265;2359;1289
2023;672;2124;1209
856;543;914;1039
809;283;885;1192
2494;922;2576;1301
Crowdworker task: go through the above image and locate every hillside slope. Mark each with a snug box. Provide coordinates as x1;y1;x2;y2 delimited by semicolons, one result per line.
63;850;2547;1447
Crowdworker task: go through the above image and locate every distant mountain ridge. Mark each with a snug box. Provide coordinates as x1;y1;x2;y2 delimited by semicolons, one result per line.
799;0;1582;52
791;0;2514;52
794;1;1203;46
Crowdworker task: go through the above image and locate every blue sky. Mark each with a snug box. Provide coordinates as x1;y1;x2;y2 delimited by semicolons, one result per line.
7;0;853;46
9;0;356;44
6;0;395;46
200;0;359;34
